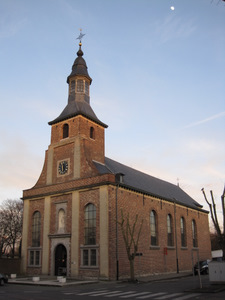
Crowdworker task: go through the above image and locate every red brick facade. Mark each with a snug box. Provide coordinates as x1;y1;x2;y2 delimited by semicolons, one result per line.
21;44;211;280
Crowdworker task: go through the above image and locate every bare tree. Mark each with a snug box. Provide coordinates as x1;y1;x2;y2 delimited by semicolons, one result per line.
0;199;23;257
117;209;143;281
202;186;225;260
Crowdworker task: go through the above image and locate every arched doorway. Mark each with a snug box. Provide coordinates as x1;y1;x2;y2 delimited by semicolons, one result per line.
55;244;67;276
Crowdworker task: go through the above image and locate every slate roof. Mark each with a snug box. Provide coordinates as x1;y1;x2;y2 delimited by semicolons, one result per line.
67;48;92;84
48;99;108;127
94;157;205;211
48;46;107;127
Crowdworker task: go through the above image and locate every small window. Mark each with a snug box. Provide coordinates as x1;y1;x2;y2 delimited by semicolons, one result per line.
167;214;173;246
29;250;41;266
81;248;97;267
77;79;84;92
90;127;95;139
70;80;75;94
150;210;157;246
192;220;198;247
180;217;186;247
63;124;69;138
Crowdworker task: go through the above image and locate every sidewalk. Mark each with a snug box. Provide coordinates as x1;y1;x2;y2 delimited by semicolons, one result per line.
137;271;192;283
8;276;98;287
8;271;192;287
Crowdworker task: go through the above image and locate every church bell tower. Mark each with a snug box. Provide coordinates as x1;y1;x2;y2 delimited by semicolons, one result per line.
35;34;108;187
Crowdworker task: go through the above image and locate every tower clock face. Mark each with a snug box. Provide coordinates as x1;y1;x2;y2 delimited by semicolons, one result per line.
58;160;68;175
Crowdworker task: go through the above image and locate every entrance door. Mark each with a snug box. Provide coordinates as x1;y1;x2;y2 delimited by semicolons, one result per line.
55;244;67;276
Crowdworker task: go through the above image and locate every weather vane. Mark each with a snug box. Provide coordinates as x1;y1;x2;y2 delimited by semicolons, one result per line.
76;28;85;45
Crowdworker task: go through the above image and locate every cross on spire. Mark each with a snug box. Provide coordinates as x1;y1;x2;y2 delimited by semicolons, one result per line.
76;29;85;46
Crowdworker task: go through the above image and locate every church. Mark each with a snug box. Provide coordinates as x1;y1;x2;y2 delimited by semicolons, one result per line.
21;38;211;280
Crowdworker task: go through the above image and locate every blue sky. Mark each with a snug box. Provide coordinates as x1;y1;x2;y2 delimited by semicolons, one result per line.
0;0;224;223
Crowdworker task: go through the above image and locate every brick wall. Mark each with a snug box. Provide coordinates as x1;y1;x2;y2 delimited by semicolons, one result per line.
108;186;211;279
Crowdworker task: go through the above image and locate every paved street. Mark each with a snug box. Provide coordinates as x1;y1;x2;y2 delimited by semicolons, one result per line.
1;275;225;300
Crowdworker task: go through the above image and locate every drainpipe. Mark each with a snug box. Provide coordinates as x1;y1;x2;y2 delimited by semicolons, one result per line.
116;182;119;280
174;199;179;273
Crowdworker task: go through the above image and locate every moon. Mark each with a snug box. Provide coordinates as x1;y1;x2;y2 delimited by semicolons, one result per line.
170;6;175;10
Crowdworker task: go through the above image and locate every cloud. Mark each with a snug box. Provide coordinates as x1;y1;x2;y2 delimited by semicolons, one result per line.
155;14;197;44
0;131;44;202
0;12;26;39
184;111;225;129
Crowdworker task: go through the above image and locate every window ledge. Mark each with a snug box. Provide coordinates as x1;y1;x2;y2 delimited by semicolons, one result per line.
48;233;71;239
181;247;188;250
80;266;99;269
192;247;199;250
28;247;42;250
167;246;175;250
150;245;160;250
80;245;99;249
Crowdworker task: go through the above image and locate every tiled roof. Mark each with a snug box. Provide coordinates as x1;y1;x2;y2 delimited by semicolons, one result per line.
94;157;205;211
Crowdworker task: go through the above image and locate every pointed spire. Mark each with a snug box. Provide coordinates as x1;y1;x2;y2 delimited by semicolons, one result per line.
67;30;92;84
48;32;107;128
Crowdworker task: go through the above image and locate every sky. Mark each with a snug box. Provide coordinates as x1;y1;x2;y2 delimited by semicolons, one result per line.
0;0;224;226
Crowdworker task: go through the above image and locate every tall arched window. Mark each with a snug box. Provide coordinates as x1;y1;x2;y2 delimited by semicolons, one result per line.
167;214;173;246
180;217;186;247
84;204;96;245
150;210;157;246
192;220;198;247
63;123;69;138
32;211;41;247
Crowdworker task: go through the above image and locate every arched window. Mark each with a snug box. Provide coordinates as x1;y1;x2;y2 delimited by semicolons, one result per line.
180;217;186;247
63;124;69;138
167;214;173;246
84;204;96;245
32;211;41;247
90;127;95;139
58;209;65;232
192;220;198;247
150;210;157;246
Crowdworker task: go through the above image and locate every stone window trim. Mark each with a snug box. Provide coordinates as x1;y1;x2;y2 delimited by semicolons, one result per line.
192;247;199;251
28;247;42;267
48;233;71;239
167;246;175;250
181;247;188;250
80;245;99;269
150;245;160;250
